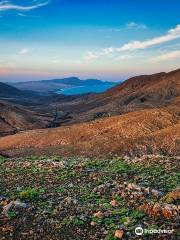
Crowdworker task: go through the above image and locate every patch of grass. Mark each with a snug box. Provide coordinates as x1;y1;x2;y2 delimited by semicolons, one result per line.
0;156;6;164
130;210;145;222
54;187;66;193
136;163;180;191
8;210;17;219
104;232;116;240
18;188;45;201
61;217;84;227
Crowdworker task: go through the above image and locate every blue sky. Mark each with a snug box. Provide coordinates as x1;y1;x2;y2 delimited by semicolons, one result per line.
0;0;180;81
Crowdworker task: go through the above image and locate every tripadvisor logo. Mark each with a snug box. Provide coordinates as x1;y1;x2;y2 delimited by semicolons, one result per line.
135;226;174;236
135;227;144;236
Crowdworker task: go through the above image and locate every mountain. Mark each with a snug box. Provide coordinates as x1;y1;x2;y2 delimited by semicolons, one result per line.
0;68;179;157
0;82;21;97
0;100;51;137
9;77;117;94
52;69;180;125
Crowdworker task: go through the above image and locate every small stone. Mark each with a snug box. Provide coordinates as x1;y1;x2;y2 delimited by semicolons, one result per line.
0;196;6;201
63;197;78;205
151;189;163;197
110;200;117;207
2;202;13;217
29;230;34;235
93;183;112;195
90;221;96;226
14;200;27;209
127;183;141;191
68;183;74;188
114;229;124;239
94;211;103;218
142;187;150;194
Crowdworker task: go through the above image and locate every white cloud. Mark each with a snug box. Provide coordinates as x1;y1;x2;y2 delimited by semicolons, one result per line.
119;24;180;51
83;25;180;62
19;48;32;55
103;47;114;55
102;25;180;55
126;22;148;30
118;55;133;60
84;51;98;60
0;0;49;11
149;50;180;63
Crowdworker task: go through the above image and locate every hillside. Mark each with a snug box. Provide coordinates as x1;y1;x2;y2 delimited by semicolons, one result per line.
0;102;179;157
0;69;179;240
0;101;51;137
77;69;180;114
52;69;180;125
0;69;179;157
0;82;21;97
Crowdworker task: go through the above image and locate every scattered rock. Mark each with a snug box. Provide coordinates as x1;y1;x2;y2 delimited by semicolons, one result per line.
151;189;163;197
62;197;78;205
114;229;124;239
127;183;141;191
90;221;96;226
0;196;6;201
162;187;180;203
2;202;13;217
138;203;179;219
2;200;27;217
68;183;74;188
93;211;103;219
14;199;27;209
110;200;117;207
93;183;112;195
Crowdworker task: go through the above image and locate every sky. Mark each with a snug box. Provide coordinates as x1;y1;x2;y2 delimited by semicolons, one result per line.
0;0;180;82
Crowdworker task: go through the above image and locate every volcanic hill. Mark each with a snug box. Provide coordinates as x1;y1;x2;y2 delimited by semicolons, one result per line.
0;69;179;157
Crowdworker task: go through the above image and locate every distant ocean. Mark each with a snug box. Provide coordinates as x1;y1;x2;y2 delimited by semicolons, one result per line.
56;83;116;95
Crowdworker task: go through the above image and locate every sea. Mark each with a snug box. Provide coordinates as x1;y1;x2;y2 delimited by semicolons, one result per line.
56;83;116;95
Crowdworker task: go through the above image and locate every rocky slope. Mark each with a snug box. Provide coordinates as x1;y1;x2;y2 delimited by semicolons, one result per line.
0;101;51;137
64;69;180;123
0;102;179;157
0;69;179;157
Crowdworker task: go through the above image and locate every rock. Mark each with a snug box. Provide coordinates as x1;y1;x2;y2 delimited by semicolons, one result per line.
110;200;117;207
2;200;27;217
16;187;21;191
37;160;68;169
93;211;103;218
90;221;96;226
63;197;78;205
2;202;13;217
162;187;180;203
79;214;88;221
142;187;150;194
0;195;6;201
138;202;179;219
93;183;112;195
14;199;27;209
151;189;163;197
68;183;74;188
127;183;141;191
114;229;124;239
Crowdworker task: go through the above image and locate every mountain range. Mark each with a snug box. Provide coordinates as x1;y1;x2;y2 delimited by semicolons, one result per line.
0;68;179;157
9;77;117;94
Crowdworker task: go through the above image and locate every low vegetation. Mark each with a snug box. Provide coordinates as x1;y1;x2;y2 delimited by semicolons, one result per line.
0;155;179;239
